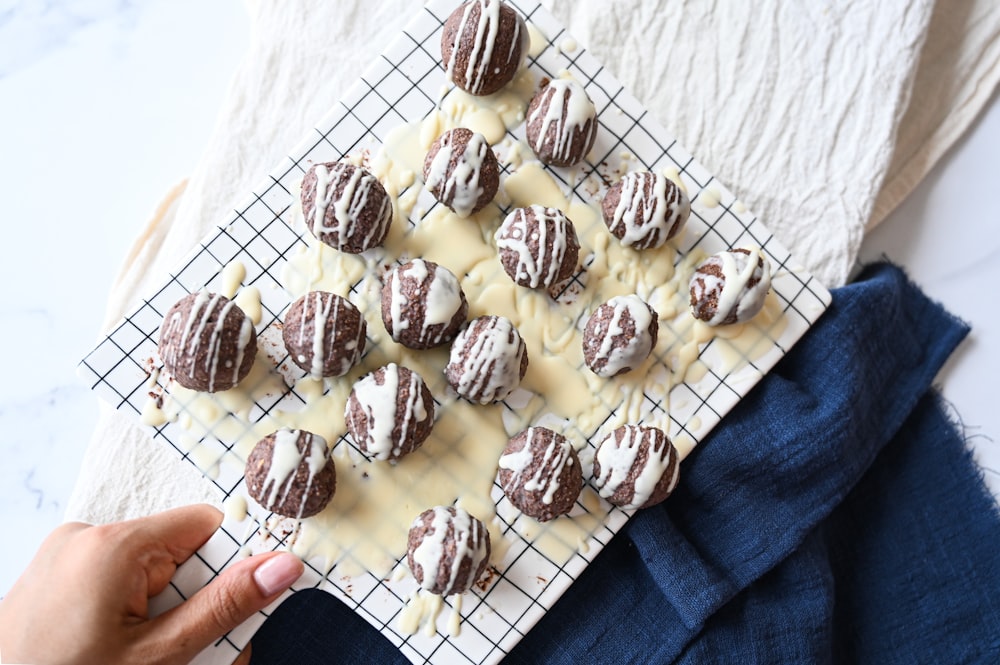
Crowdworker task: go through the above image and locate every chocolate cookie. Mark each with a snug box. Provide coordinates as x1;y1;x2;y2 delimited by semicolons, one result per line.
407;506;491;596
525;78;598;167
495;205;580;289
445;315;528;404
602;171;690;250
498;427;582;522
689;248;772;326
424;127;499;217
282;291;366;378
245;429;336;519
345;363;435;462
381;259;468;349
583;295;659;378
158;291;257;393
592;424;679;510
441;0;528;96
301;161;393;254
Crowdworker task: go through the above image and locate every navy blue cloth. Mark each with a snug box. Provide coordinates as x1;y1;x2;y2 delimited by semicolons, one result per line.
250;264;1000;664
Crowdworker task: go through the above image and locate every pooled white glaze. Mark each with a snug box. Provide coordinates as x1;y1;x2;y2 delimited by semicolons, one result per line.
444;0;525;95
691;248;772;326
261;429;330;519
495;205;576;289
526;78;596;165
348;363;431;461
389;260;465;347
447;315;525;403
424;129;493;217
594;425;677;510
411;506;489;595
609;171;691;250
309;162;391;251
588;295;656;377
499;427;575;506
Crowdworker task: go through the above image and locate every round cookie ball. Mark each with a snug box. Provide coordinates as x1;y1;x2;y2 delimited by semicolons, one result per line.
495;205;581;290
525;78;598;167
245;429;336;519
345;363;435;462
407;506;491;596
282;291;366;378
441;0;528;96
593;425;679;510
424;127;499;218
498;427;583;522
602;171;691;250
689;248;772;326
381;259;468;349
158;291;257;393
301;161;393;254
445;315;528;404
583;294;659;378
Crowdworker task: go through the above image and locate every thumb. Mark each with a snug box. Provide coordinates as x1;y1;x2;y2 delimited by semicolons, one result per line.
143;551;303;663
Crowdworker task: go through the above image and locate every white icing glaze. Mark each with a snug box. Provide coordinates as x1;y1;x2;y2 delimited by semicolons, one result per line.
425;129;493;218
310;162;391;251
495;205;575;289
609;171;691;250
594;426;677;509
445;0;525;95
411;506;488;595
588;294;656;377
499;427;575;506
260;429;330;519
447;315;525;403
389;259;465;347
527;78;596;165
349;363;430;461
692;248;772;326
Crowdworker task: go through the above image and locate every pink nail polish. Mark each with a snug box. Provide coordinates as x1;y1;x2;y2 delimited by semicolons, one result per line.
253;553;303;597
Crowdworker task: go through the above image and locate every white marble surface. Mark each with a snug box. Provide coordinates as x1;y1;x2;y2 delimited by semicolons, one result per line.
0;0;997;600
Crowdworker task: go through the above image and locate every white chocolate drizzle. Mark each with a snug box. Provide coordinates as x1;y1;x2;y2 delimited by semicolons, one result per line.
594;425;678;510
445;0;525;95
588;294;656;377
447;315;526;403
424;129;493;218
499;427;575;506
348;363;430;461
527;78;597;165
495;205;575;289
411;506;489;595
260;429;330;519
609;171;691;249
309;162;391;251
691;248;772;326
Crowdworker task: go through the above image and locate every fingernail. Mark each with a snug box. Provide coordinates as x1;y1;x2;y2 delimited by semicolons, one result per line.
253;552;303;597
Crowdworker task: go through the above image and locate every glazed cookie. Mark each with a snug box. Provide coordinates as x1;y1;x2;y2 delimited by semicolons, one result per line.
244;429;336;519
525;78;598;167
445;315;528;404
495;205;580;290
689;248;772;325
407;506;492;596
582;294;659;377
602;171;690;250
381;259;468;349
592;424;679;510
498;427;583;522
282;291;366;378
345;363;435;462
424;127;499;217
441;0;528;96
301;161;393;254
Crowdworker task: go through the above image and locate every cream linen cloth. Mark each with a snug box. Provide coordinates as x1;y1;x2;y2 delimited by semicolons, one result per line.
68;0;1000;522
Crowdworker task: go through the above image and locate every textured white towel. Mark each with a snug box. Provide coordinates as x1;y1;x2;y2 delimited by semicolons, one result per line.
68;0;1000;524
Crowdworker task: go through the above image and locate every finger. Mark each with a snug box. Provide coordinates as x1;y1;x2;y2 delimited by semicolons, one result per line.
131;504;224;565
142;551;303;663
233;643;252;665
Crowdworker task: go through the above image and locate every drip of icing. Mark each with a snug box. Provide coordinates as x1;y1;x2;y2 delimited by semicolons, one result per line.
499;428;574;505
425;130;492;217
527;79;596;164
591;295;655;377
411;507;487;595
594;426;675;509
449;316;524;403
311;163;391;250
495;205;571;288
610;172;690;249
350;364;428;461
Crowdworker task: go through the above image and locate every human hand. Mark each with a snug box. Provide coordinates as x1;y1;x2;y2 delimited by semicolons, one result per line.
0;504;303;665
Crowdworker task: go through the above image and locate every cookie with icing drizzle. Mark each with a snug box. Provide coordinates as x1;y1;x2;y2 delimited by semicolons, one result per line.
381;259;468;350
424;127;499;217
158;291;257;393
498;427;583;522
445;315;528;404
407;506;491;596
592;424;679;510
525;78;598;167
345;363;435;462
689;248;772;326
582;294;659;378
245;429;336;519
602;171;691;250
282;291;366;378
496;205;581;290
441;0;528;96
301;161;393;254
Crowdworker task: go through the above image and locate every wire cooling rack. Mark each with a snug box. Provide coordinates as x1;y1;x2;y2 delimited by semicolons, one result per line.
80;1;830;663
